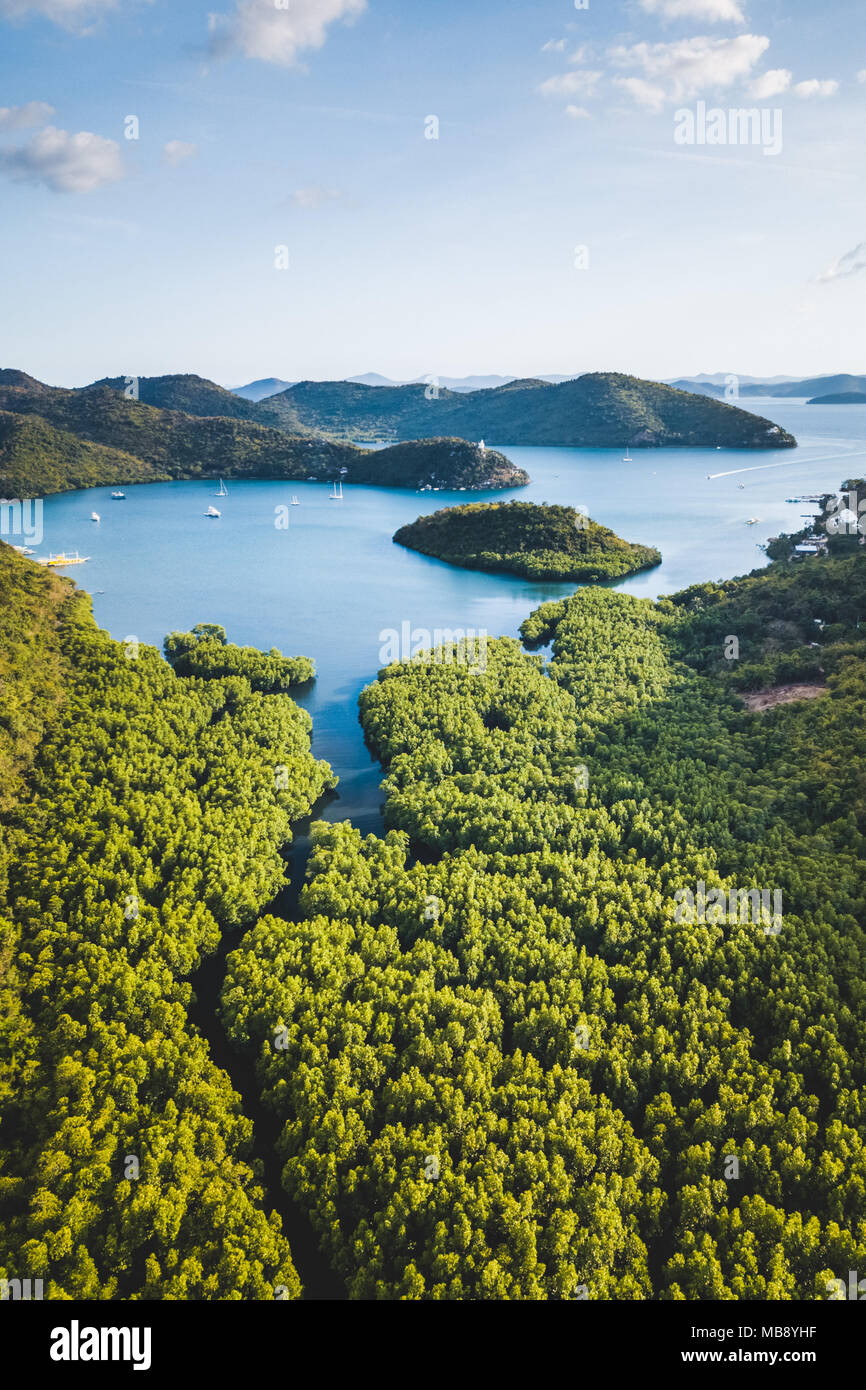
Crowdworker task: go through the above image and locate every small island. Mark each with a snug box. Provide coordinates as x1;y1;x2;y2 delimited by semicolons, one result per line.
352;438;528;491
393;500;661;581
807;392;866;405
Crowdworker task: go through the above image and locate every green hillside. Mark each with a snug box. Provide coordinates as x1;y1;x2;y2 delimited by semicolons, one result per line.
0;376;529;496
394;500;660;580
0;377;357;483
0;411;164;497
258;372;797;448
89;372;289;420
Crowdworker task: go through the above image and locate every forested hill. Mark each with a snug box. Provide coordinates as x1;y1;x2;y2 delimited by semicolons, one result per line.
222;546;866;1298
351;439;529;490
0;541;334;1297
89;373;309;435
0;375;358;492
394;500;660;580
250;372;797;448
0;410;162;496
0;374;529;496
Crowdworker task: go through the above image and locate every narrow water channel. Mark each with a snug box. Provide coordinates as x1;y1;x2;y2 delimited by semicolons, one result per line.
187;789;354;1302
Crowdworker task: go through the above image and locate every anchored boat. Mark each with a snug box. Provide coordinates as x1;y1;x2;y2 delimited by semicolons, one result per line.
37;551;90;567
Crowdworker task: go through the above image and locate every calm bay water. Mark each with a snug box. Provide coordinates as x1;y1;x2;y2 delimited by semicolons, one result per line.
38;400;866;834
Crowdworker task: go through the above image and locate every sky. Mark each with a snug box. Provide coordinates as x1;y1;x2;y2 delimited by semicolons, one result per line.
0;0;863;386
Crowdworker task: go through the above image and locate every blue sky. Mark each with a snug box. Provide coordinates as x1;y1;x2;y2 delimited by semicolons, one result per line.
0;0;863;386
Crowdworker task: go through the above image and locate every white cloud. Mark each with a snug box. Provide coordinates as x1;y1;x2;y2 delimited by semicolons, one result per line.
794;79;839;98
0;101;54;130
565;105;592;120
539;70;602;99
163;140;197;165
292;185;340;207
542;39;567;53
610;34;770;107
817;241;866;283
0;126;124;192
750;68;791;98
208;0;366;67
638;0;745;22
612;77;668;112
0;0;121;31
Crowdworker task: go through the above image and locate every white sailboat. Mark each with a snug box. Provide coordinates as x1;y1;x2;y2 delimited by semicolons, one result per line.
329;480;343;500
623;447;633;462
291;495;300;506
205;505;221;518
215;479;228;498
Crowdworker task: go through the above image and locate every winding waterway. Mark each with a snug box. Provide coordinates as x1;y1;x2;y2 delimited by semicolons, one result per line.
39;399;865;836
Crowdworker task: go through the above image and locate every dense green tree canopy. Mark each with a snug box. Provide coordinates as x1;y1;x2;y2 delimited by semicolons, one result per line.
3;532;864;1302
222;549;866;1299
0;545;333;1298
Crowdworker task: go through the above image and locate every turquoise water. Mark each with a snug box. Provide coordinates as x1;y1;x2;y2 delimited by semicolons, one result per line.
38;400;866;832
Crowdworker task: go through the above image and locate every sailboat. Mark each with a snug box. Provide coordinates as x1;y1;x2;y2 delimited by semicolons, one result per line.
291;495;300;506
215;479;228;498
205;505;221;518
329;480;343;500
623;447;633;462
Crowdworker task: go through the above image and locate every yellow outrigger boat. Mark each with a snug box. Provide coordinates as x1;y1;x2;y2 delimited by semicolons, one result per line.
37;551;90;567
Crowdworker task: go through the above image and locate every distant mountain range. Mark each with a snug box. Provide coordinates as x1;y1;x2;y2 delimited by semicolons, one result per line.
232;370;864;404
667;374;866;399
232;372;580;399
